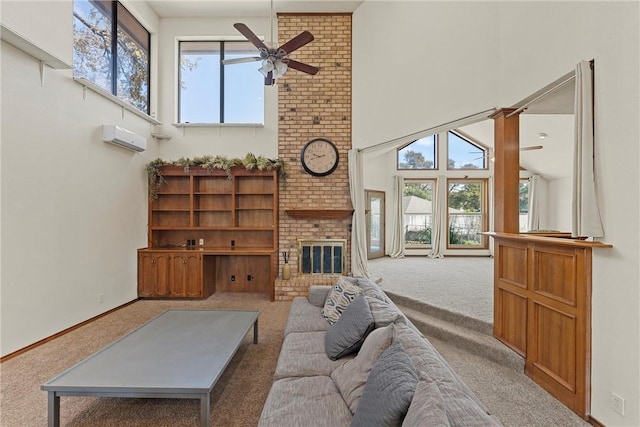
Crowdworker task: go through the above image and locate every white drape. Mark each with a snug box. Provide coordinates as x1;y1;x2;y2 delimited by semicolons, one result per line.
428;176;446;258
572;60;604;238
527;174;541;231
389;175;405;258
348;149;371;277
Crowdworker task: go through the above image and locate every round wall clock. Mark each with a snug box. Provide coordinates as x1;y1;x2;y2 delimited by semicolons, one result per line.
300;138;339;177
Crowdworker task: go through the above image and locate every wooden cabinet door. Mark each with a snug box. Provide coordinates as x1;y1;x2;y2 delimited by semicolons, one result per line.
171;254;202;298
138;253;171;297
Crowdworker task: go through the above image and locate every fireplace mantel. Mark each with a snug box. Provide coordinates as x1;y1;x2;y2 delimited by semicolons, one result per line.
285;209;354;219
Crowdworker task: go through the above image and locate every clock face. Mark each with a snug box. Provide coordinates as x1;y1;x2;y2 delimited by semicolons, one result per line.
301;138;339;177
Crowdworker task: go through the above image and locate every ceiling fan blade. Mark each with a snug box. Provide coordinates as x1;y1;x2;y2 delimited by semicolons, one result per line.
287;59;319;75
264;71;274;86
278;31;314;55
222;56;262;65
233;23;268;50
521;145;544;151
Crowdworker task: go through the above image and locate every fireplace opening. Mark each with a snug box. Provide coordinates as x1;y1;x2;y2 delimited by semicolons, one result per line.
298;239;346;275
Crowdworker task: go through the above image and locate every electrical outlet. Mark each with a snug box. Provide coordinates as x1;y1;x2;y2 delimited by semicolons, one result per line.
199;238;204;246
612;393;625;416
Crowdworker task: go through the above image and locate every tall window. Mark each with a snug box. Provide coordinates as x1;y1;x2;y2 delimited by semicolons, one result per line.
447;131;487;169
519;179;529;232
403;181;435;247
73;0;150;114
447;179;488;248
397;135;437;169
179;41;264;124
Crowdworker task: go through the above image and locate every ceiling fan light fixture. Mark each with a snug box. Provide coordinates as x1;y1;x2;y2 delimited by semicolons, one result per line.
259;59;274;77
274;60;288;78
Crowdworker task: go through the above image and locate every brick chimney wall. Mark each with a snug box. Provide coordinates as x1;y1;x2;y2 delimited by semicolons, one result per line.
275;14;353;300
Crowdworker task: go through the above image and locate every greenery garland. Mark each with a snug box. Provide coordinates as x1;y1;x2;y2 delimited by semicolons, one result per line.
146;153;287;199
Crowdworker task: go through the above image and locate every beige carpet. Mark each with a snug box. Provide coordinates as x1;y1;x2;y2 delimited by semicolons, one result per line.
1;293;291;427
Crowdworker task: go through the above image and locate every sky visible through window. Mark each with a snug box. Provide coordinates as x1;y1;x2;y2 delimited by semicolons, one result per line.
398;132;488;169
180;42;264;124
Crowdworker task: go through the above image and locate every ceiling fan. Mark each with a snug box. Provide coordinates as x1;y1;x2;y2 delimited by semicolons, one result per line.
471;145;543;160
222;1;319;85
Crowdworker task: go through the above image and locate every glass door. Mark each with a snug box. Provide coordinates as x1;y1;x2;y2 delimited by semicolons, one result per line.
366;190;385;259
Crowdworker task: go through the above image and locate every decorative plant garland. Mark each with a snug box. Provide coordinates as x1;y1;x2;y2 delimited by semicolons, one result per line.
146;153;287;200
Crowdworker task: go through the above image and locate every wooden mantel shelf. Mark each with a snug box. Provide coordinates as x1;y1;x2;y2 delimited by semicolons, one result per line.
286;209;354;219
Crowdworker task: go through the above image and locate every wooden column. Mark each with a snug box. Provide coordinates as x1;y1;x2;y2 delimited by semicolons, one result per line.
491;108;520;233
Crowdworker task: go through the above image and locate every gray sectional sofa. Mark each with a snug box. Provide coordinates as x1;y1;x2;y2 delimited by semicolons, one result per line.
258;276;501;427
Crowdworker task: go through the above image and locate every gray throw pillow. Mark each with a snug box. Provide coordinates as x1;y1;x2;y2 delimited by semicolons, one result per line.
352;341;418;427
325;296;375;360
322;277;363;325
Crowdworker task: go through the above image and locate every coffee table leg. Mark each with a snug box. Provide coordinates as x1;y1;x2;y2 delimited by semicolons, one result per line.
253;319;259;344
200;394;210;427
48;391;60;427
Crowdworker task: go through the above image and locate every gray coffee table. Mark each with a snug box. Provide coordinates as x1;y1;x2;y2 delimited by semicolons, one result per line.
41;309;259;427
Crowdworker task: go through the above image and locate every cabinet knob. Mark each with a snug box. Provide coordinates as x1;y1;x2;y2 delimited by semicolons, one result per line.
152;258;156;264
183;259;187;264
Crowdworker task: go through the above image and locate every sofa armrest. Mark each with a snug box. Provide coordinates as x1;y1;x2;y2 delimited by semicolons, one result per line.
308;285;331;307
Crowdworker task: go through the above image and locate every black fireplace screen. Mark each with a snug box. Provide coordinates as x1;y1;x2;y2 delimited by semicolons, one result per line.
298;239;346;274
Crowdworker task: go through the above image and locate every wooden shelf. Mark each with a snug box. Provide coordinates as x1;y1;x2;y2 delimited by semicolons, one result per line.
286;209;353;219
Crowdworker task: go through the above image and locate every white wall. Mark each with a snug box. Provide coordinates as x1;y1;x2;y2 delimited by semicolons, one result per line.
499;3;639;425
354;1;640;425
0;1;160;356
155;17;277;160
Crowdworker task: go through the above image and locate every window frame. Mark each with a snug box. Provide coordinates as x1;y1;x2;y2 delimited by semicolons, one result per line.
446;178;489;249
397;134;439;170
402;179;437;249
177;39;265;125
447;130;489;170
72;0;151;115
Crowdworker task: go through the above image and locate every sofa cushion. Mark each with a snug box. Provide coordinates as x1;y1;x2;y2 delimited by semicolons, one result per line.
275;331;352;380
325;296;375;360
402;376;451;427
331;323;394;414
367;296;403;328
284;297;330;336
308;285;332;307
431;374;501;427
393;320;490;414
258;376;352;427
322;277;362;325
352;341;418;427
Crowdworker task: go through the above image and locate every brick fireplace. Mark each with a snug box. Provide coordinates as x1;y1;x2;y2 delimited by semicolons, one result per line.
275;13;353;300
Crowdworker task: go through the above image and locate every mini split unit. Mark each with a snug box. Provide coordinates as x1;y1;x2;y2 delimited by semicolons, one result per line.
102;125;147;152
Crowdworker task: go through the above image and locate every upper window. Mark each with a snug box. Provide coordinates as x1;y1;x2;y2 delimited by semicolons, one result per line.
73;0;150;114
447;131;487;170
178;41;264;124
397;135;437;169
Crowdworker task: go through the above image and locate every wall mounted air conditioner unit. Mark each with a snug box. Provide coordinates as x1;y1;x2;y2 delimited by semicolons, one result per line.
102;125;147;152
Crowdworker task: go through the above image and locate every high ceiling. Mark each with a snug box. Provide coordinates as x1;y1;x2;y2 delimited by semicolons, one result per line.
146;0;575;180
146;0;364;18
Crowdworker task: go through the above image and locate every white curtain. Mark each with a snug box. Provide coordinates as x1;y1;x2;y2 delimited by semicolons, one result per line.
348;149;371;277
527;174;541;231
428;176;446;258
389;175;405;258
572;60;604;238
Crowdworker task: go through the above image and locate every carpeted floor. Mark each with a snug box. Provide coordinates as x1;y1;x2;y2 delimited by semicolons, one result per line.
0;293;291;427
368;256;494;323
